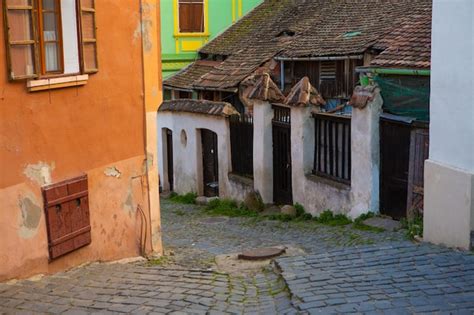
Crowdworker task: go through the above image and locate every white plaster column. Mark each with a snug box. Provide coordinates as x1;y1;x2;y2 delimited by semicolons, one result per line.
349;87;382;218
424;0;474;250
217;118;232;198
291;105;314;205
253;100;274;204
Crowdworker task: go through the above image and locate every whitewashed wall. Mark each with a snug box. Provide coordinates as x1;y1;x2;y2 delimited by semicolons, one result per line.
157;111;256;201
157;112;231;197
424;0;474;250
290;90;381;218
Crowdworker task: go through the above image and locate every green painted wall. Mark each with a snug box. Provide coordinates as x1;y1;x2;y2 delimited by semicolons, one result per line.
161;0;263;79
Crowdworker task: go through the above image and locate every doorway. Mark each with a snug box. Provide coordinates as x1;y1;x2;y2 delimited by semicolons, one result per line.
165;129;174;191
272;106;293;205
201;129;219;197
380;119;411;219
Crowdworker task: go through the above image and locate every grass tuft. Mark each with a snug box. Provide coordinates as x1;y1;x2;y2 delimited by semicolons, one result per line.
400;216;423;240
169;192;197;204
205;198;258;217
352;212;385;233
313;210;352;226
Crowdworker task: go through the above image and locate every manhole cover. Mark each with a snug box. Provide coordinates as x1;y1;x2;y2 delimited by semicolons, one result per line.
238;247;286;260
201;217;229;224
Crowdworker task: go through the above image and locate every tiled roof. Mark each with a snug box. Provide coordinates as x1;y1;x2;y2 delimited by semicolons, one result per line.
158;99;239;117
370;4;432;69
163;60;221;90
169;0;432;91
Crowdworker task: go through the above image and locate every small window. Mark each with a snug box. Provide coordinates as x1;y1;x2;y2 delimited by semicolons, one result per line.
313;113;351;184
178;0;204;33
178;90;192;99
3;0;98;81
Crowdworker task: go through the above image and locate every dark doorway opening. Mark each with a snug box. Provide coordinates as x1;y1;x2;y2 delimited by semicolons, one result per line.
272;106;293;205
166;129;174;191
201;129;219;197
380;119;411;219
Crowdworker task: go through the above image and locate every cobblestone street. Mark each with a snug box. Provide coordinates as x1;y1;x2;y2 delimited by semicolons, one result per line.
1;198;474;314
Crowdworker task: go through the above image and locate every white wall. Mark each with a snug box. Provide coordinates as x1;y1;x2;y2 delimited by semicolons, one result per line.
157;111;233;198
429;0;474;173
424;0;474;250
290;91;381;218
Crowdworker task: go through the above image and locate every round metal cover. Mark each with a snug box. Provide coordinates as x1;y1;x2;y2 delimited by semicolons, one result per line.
238;247;286;261
201;217;229;224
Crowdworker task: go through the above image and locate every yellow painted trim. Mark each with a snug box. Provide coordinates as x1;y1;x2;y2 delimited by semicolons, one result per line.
238;0;242;17
232;0;236;22
173;0;209;47
181;40;203;52
174;32;210;38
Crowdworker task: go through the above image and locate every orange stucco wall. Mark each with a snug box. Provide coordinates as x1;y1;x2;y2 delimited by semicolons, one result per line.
0;1;162;281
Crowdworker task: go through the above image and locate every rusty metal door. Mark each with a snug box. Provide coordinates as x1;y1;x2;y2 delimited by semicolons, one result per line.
42;175;91;260
166;129;174;191
380;119;411;219
272;106;293;205
201;129;219;197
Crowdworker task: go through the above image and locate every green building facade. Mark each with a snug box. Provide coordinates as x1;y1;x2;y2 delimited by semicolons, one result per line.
161;0;263;79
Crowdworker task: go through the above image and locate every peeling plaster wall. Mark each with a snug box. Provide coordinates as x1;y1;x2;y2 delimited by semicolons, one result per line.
0;0;162;281
227;175;255;202
291;106;352;216
157;112;232;198
289;91;381;217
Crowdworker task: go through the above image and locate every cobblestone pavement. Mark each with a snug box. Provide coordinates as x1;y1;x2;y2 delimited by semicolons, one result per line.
0;264;292;314
160;199;406;268
1;199;474;314
277;242;474;314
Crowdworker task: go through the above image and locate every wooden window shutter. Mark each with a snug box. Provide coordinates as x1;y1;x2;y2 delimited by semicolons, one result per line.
78;0;98;73
179;0;204;33
42;175;91;260
3;0;39;80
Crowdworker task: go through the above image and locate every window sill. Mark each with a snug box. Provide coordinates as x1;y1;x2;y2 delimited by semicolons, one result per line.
306;173;351;190
174;32;210;38
27;74;89;92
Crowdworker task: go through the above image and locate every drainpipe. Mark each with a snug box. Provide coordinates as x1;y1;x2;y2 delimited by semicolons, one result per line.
280;60;285;91
356;67;431;76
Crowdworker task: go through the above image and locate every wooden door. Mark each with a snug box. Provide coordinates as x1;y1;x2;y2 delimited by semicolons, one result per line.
272;106;293;205
166;129;174;191
380;119;411;219
406;128;429;218
201;129;219;197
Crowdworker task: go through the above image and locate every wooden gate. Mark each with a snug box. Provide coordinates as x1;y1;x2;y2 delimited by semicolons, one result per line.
166;129;174;191
406;127;429;218
380;119;412;219
272;106;293;204
201;129;219;197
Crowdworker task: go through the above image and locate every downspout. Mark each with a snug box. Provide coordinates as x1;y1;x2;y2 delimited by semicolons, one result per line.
139;0;163;256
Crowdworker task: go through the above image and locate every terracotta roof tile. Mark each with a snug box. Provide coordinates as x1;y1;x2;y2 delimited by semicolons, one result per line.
158;99;239;117
169;0;432;91
370;4;432;69
163;60;222;90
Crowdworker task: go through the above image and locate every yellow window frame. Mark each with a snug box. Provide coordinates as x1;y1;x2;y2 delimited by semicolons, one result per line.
173;0;209;38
